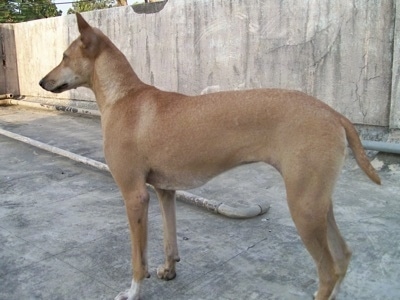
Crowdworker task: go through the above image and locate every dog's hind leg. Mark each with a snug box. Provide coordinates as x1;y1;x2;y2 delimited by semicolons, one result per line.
115;182;150;300
283;158;346;300
326;202;352;299
155;188;180;280
286;191;337;299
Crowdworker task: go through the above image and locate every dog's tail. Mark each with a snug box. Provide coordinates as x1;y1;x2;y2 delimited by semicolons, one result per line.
340;116;381;185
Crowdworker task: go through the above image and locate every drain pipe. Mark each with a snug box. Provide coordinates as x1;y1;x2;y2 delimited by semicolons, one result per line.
0;127;269;219
0;94;13;100
362;140;400;155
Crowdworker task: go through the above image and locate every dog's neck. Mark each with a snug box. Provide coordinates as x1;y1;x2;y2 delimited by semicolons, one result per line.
90;47;144;113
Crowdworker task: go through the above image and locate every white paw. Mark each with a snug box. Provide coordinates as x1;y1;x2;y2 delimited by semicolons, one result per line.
114;280;141;300
114;290;131;300
313;290;336;300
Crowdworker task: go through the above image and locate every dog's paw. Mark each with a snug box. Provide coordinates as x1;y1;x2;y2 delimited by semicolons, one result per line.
313;291;336;300
114;280;141;300
114;290;135;300
156;265;177;280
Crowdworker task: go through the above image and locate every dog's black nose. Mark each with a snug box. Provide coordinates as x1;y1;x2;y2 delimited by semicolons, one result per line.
39;79;44;88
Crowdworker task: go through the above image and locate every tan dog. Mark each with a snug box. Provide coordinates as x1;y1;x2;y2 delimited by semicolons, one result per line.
39;13;380;300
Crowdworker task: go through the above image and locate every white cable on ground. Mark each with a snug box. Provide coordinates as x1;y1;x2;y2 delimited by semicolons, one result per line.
0;98;101;116
0;127;109;172
0;126;269;219
176;191;269;218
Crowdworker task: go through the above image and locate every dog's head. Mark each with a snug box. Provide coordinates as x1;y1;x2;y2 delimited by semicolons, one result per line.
39;13;102;93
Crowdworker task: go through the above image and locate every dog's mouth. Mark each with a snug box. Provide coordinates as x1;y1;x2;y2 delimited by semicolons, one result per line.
51;83;69;93
39;78;69;94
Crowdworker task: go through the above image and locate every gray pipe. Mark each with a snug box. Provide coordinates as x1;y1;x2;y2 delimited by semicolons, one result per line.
0;126;269;219
362;140;400;155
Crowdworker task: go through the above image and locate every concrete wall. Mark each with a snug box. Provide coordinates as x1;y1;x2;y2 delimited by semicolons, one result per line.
3;0;399;128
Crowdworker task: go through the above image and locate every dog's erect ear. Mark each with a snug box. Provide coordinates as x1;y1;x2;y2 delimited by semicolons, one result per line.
76;13;91;35
76;13;97;50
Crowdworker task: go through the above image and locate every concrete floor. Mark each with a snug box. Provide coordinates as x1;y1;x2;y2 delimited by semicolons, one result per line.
0;106;399;299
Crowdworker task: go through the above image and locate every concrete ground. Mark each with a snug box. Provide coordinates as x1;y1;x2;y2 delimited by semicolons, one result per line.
0;106;399;300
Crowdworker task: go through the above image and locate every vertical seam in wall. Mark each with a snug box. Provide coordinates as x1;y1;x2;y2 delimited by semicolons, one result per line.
389;0;398;129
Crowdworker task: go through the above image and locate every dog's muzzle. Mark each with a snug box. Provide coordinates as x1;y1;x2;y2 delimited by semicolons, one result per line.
39;78;68;93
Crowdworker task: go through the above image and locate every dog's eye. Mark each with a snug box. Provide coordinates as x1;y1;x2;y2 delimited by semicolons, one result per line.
63;54;68;61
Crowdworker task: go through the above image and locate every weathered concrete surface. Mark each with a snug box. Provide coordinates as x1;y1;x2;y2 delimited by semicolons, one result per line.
1;106;399;299
5;0;396;127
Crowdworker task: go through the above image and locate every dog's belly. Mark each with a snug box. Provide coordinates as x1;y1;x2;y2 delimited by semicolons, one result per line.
146;168;213;190
145;159;260;191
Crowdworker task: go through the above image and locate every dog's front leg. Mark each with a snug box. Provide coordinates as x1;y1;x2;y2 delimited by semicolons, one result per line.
154;188;180;280
115;183;150;300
